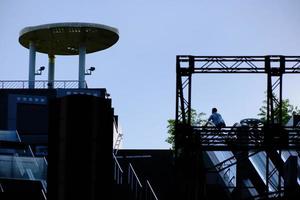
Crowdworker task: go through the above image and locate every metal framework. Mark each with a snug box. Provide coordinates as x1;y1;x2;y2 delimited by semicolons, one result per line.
175;55;300;199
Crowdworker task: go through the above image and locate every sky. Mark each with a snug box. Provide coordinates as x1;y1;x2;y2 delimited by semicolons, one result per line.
1;0;300;149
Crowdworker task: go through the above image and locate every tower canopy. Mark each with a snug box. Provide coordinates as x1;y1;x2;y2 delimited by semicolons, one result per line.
19;22;119;55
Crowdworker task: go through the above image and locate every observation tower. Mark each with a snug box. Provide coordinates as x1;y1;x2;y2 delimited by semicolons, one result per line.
19;22;119;88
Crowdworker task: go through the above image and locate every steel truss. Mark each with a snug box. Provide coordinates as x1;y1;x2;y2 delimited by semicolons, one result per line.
175;55;300;199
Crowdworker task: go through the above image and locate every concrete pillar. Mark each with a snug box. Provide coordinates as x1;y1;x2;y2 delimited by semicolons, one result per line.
78;45;86;88
28;41;36;89
48;54;55;89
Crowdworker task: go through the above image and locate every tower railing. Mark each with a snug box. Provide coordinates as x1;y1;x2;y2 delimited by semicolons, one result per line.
0;80;87;89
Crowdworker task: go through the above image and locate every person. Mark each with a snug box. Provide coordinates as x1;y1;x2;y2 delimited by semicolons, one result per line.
207;108;226;129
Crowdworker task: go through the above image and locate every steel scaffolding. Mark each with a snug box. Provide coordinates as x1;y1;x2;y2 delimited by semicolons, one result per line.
175;55;300;199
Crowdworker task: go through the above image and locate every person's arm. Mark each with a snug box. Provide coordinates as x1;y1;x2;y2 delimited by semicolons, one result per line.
205;115;212;126
208;115;212;122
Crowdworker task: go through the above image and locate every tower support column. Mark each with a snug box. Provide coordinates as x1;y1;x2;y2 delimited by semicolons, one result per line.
78;45;86;88
48;54;55;89
28;41;36;89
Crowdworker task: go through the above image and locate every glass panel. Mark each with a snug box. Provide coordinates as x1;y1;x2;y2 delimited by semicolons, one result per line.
243;179;259;197
0;130;20;142
206;151;236;191
280;150;300;185
0;155;47;181
249;151;279;192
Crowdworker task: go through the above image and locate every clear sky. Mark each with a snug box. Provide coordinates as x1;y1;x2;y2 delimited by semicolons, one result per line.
1;0;300;149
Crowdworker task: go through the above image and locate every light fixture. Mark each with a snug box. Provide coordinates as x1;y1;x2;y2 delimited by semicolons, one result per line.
105;93;111;98
85;67;96;75
35;66;45;75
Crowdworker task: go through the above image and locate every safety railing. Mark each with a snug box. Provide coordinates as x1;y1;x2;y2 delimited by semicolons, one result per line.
0;130;21;142
0;80;87;89
113;154;159;200
0;155;47;181
193;126;300;150
128;163;143;199
113;153;123;184
113;119;123;155
145;180;159;200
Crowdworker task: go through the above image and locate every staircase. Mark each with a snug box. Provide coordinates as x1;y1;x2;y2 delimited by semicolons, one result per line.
113;153;158;200
113;119;123;155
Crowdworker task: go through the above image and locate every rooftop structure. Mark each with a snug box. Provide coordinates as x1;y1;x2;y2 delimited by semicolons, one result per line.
0;22;126;200
19;22;119;89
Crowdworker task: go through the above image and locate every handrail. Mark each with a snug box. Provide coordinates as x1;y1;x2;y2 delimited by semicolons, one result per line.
16;130;21;142
43;157;48;166
0;80;87;89
128;163;142;187
145;180;159;200
112;155;159;200
128;163;143;199
113;118;123;155
0;183;4;192
113;154;123;184
28;145;39;168
41;189;47;200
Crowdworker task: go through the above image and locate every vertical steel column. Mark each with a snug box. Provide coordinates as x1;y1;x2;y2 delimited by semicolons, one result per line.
187;56;194;126
175;56;181;158
266;152;269;196
267;73;274;123
278;56;285;125
265;56;285;197
265;56;271;124
278;75;283;124
277;56;285;194
48;54;55;89
176;56;181;124
28;41;36;89
265;56;285;125
78;45;86;88
278;150;282;193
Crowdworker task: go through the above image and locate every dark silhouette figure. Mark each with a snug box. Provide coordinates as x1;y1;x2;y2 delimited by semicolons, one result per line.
207;108;226;129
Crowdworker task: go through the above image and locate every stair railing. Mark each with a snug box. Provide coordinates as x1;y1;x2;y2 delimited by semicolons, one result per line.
113;153;123;184
113;119;123;155
145;180;158;200
113;154;159;200
128;163;143;199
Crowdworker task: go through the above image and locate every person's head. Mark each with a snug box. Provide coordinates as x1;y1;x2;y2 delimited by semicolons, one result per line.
212;108;217;113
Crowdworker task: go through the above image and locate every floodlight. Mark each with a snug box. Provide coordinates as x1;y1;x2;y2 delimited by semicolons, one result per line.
85;67;96;75
35;66;45;75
